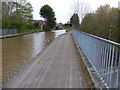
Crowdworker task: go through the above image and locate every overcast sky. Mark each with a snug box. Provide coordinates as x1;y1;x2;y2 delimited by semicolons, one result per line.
28;0;120;23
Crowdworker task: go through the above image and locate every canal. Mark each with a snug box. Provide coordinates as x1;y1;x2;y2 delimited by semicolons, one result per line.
2;30;66;84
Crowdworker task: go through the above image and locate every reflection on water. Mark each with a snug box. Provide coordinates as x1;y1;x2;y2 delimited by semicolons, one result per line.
53;30;66;38
2;30;66;84
44;31;55;46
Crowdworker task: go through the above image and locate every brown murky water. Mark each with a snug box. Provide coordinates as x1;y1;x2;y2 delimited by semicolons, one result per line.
2;30;66;84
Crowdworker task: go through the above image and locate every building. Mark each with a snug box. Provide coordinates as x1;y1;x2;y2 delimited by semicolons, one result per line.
55;23;64;29
33;20;46;30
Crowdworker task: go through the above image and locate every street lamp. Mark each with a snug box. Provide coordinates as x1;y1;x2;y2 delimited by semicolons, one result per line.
109;25;113;40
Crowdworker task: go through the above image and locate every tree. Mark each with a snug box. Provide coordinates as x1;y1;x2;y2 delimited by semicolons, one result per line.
24;2;34;29
2;0;34;31
71;1;91;23
39;5;56;31
70;13;79;27
80;4;120;43
2;2;15;29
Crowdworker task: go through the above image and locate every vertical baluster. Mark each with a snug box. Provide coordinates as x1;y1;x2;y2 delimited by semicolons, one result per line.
104;42;109;85
100;40;104;77
102;42;106;79
94;38;97;69
106;44;112;87
109;45;115;87
102;42;106;81
101;41;105;78
93;37;95;67
112;47;118;87
98;40;101;74
104;42;108;82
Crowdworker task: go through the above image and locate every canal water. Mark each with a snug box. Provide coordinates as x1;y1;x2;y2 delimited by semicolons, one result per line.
2;30;66;84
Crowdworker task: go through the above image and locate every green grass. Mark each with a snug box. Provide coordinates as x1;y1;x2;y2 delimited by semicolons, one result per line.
74;44;95;88
66;29;72;32
19;29;40;33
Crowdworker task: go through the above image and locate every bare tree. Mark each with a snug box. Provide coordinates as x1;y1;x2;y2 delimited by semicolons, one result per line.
71;1;91;23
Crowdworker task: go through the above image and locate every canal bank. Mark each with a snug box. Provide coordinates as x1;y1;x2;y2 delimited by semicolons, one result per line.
0;31;42;39
0;30;67;39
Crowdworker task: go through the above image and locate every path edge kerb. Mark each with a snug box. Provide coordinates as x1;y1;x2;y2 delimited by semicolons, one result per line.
0;31;46;39
71;33;106;89
0;32;38;39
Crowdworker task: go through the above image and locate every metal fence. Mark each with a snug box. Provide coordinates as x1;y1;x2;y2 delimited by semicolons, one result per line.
0;29;18;35
72;29;120;88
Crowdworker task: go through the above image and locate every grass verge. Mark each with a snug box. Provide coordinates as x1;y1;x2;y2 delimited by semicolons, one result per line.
1;29;43;38
66;29;72;32
79;54;95;88
19;29;42;33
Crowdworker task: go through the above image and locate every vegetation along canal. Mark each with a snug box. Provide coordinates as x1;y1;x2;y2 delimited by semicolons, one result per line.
2;30;66;84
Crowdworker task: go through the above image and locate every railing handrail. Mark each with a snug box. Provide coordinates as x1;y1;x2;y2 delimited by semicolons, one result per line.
73;29;120;47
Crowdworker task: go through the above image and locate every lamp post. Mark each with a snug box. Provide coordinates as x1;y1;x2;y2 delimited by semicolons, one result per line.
109;25;113;40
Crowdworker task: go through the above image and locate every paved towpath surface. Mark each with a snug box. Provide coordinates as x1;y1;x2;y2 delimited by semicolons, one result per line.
3;32;87;88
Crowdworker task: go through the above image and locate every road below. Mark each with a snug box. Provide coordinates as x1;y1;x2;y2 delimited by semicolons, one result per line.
3;32;88;88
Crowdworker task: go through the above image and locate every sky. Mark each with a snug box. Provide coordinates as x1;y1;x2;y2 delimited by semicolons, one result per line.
28;0;120;24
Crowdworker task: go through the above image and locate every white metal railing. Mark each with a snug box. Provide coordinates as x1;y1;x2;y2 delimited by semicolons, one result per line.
72;29;120;88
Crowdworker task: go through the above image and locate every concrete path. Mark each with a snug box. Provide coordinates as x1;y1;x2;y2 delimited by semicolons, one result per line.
3;32;87;88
